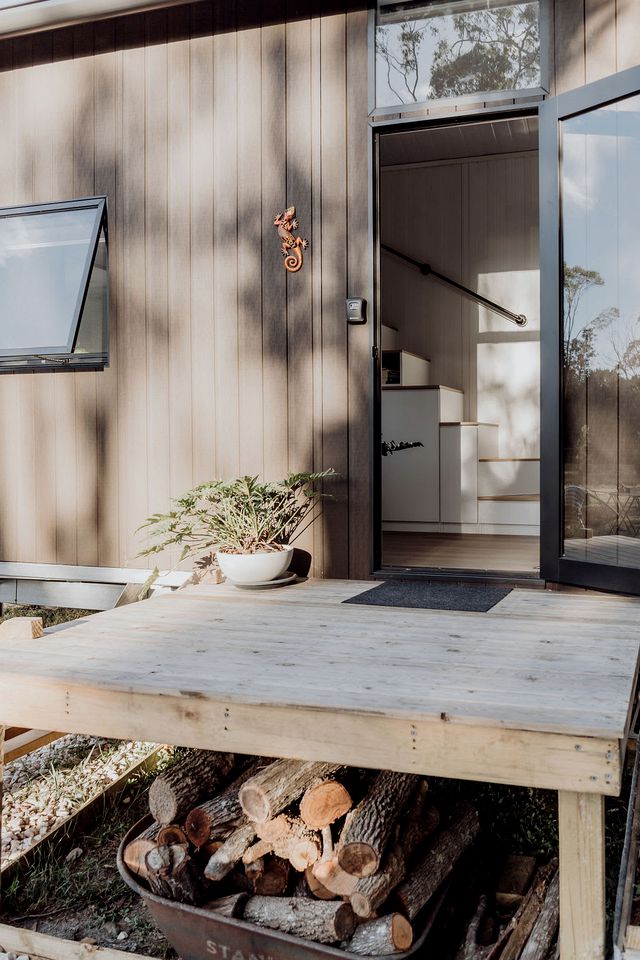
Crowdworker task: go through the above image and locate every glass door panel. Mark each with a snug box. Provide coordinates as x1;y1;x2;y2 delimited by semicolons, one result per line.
541;66;640;592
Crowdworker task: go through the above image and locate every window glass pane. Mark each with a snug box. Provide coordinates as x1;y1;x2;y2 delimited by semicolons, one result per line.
75;229;108;355
0;205;100;355
375;1;540;109
561;94;640;569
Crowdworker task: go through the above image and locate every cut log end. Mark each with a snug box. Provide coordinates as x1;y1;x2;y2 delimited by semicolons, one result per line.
184;808;211;849
348;914;413;956
239;786;270;824
338;841;379;878
300;780;353;829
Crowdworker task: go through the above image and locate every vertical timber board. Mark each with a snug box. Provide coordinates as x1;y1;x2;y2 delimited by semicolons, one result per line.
554;0;586;94
213;1;240;480
118;13;148;566
0;39;18;565
12;34;38;565
30;30;58;567
167;5;194;527
310;10;324;577
52;28;78;565
320;9;349;579
346;7;371;580
237;3;265;478
616;0;640;71
261;1;289;482
285;3;315;560
94;18;120;568
74;22;99;567
189;2;216;485
558;791;606;960
585;0;616;82
144;10;171;568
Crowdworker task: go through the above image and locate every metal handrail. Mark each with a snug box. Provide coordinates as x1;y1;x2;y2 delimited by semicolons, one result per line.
381;243;527;327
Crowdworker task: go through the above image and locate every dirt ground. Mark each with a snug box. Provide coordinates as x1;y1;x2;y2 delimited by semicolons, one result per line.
1;758;176;958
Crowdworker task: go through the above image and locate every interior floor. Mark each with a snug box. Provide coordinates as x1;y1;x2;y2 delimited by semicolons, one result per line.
383;532;540;575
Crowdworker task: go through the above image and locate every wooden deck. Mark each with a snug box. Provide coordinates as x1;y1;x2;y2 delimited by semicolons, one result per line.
1;579;639;960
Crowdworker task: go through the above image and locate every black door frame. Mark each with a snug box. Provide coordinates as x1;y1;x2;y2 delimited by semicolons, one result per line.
370;105;542;582
539;64;640;595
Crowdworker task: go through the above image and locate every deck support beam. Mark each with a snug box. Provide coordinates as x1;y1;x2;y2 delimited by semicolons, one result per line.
558;790;606;960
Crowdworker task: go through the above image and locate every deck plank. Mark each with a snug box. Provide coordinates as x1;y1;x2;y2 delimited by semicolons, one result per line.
0;588;636;744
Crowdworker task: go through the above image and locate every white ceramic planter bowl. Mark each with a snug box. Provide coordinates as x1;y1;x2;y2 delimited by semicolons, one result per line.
216;546;294;585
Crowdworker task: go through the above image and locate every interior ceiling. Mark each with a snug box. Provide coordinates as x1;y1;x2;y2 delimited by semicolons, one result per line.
379;115;539;167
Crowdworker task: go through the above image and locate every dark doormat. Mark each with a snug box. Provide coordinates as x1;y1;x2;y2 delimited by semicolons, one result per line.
344;580;512;612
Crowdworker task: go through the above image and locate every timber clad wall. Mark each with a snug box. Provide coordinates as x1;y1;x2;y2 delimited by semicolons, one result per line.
0;1;371;579
0;0;639;579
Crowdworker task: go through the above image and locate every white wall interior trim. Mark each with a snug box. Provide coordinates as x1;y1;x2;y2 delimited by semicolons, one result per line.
382;522;540;536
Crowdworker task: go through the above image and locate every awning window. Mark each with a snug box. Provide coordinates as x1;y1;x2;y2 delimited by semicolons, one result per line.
0;196;108;371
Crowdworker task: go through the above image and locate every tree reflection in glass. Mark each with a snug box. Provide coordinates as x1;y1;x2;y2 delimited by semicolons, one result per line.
561;94;640;567
375;2;540;109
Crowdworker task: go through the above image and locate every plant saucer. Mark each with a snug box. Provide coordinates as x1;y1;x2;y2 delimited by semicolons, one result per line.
229;571;298;590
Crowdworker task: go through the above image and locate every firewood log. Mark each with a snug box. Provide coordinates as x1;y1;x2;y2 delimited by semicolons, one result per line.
185;760;266;848
305;865;339;900
204;822;256;881
239;759;341;823
242;895;356;943
321;825;334;862
123;822;162;880
337;770;420;877
347;914;413;956
145;844;203;905
300;778;352;829
312;859;358;898
519;872;559;960
500;863;557;960
202;893;249;918
243;840;273;865
349;801;441;919
456;895;491;960
394;804;480;921
243;855;289;896
496;855;538;914
249;856;290;896
157;825;189;847
255;815;322;871
149;750;236;824
457;861;558;960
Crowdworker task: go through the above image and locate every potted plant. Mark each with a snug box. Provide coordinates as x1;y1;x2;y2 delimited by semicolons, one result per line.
138;470;336;586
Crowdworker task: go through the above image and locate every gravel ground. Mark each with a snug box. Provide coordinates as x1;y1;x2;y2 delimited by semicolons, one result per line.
2;737;160;868
1;740;177;958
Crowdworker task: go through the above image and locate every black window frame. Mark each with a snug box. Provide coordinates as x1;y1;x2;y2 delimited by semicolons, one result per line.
0;195;108;373
539;63;640;595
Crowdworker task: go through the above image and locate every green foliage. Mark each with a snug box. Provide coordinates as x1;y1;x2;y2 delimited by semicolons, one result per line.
138;470;338;561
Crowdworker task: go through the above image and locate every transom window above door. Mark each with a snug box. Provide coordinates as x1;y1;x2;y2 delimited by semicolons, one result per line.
374;0;543;113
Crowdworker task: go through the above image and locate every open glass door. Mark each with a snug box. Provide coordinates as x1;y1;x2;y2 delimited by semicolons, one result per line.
541;66;640;593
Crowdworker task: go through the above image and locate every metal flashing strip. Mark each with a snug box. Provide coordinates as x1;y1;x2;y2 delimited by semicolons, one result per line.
0;561;189;587
0;0;199;38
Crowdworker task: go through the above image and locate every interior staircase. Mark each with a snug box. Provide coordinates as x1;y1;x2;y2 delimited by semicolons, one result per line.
382;382;540;535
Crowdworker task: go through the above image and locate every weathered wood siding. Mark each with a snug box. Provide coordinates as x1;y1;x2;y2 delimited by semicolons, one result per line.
0;0;637;580
0;2;371;578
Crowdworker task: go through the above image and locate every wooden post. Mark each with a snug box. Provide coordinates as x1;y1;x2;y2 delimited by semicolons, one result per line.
558;791;605;960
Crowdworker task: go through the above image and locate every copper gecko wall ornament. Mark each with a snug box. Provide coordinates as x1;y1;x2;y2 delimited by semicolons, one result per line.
273;206;308;273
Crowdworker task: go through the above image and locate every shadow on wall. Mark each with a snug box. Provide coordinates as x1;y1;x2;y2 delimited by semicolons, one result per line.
0;0;370;579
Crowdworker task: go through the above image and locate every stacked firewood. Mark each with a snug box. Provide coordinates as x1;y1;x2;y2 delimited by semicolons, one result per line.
123;751;558;958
